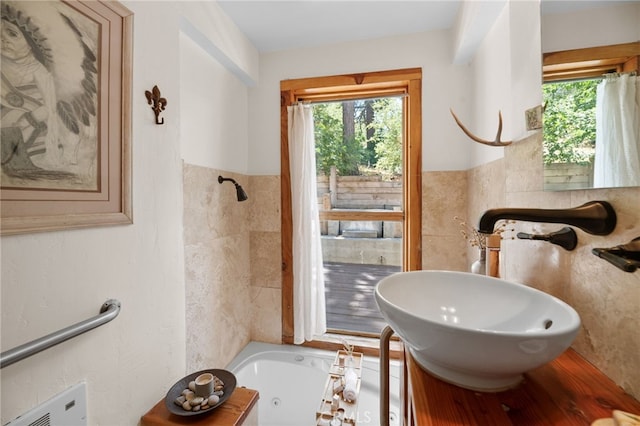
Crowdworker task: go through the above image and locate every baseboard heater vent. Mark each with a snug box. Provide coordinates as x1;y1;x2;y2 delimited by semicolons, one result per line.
5;383;87;426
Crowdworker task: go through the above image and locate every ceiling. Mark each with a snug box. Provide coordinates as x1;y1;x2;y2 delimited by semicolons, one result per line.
217;0;635;53
216;1;461;53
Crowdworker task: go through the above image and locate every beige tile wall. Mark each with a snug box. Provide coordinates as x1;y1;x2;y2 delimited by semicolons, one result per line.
421;171;469;271
248;175;282;343
183;163;252;371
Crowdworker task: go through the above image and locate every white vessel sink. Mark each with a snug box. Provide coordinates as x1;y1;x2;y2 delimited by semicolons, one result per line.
374;270;580;392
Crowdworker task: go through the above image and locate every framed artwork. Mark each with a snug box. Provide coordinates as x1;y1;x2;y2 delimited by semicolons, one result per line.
0;0;133;235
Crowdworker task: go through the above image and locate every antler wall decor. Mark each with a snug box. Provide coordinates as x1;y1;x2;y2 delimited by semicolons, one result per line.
145;85;167;125
450;109;512;146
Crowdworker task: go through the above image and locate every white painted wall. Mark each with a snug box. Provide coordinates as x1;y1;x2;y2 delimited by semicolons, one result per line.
248;31;475;174
177;1;255;173
179;1;259;87
542;2;640;53
508;0;543;137
0;1;256;424
452;0;507;65
179;32;250;173
469;4;512;167
469;0;542;168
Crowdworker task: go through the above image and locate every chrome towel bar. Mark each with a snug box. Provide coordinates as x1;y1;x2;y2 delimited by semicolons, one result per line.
1;299;121;369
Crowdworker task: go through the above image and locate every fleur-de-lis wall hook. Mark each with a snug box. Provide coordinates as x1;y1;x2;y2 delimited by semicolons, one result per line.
145;85;167;125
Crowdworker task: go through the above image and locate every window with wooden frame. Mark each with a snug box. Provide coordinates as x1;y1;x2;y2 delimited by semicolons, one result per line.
541;42;639;190
280;68;422;352
543;41;639;82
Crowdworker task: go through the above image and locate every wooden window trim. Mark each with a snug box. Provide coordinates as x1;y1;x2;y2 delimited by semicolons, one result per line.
318;210;404;222
543;42;640;82
280;68;422;350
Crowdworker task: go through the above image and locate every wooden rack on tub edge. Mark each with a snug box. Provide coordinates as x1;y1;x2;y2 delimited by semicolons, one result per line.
316;350;363;426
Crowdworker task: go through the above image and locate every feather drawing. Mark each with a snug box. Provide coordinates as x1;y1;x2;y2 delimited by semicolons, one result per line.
57;12;98;135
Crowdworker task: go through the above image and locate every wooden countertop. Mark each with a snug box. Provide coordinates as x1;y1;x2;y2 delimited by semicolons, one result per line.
407;348;640;425
141;387;259;426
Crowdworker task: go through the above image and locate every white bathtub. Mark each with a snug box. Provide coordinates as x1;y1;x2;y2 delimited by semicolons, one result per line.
226;342;401;426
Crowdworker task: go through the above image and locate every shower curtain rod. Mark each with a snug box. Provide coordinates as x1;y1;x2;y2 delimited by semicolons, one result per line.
603;70;637;79
0;299;121;369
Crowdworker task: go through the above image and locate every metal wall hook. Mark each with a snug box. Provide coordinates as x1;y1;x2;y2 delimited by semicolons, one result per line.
145;85;167;125
517;227;578;251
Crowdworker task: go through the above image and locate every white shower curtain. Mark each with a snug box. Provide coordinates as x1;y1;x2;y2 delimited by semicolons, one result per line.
593;73;640;187
288;103;327;344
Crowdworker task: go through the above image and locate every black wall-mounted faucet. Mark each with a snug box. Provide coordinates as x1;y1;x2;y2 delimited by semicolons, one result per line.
478;201;616;236
592;237;640;272
517;227;578;251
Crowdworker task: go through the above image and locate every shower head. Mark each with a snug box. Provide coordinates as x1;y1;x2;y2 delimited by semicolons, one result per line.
218;176;248;202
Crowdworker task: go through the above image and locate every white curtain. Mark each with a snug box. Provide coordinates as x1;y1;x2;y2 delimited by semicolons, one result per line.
593;73;640;187
288;103;327;344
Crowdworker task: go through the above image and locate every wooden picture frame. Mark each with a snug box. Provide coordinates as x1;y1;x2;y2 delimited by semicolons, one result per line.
0;0;133;235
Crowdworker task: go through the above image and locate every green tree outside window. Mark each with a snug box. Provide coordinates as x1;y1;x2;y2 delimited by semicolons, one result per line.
542;79;598;165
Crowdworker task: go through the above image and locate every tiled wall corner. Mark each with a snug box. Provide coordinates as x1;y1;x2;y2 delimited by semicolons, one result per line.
467;157;506;221
250;286;282;344
250;231;282;289
248;175;281;233
248;175;283;343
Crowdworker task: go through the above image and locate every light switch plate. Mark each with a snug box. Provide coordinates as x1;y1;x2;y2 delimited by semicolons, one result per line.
525;105;543;130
